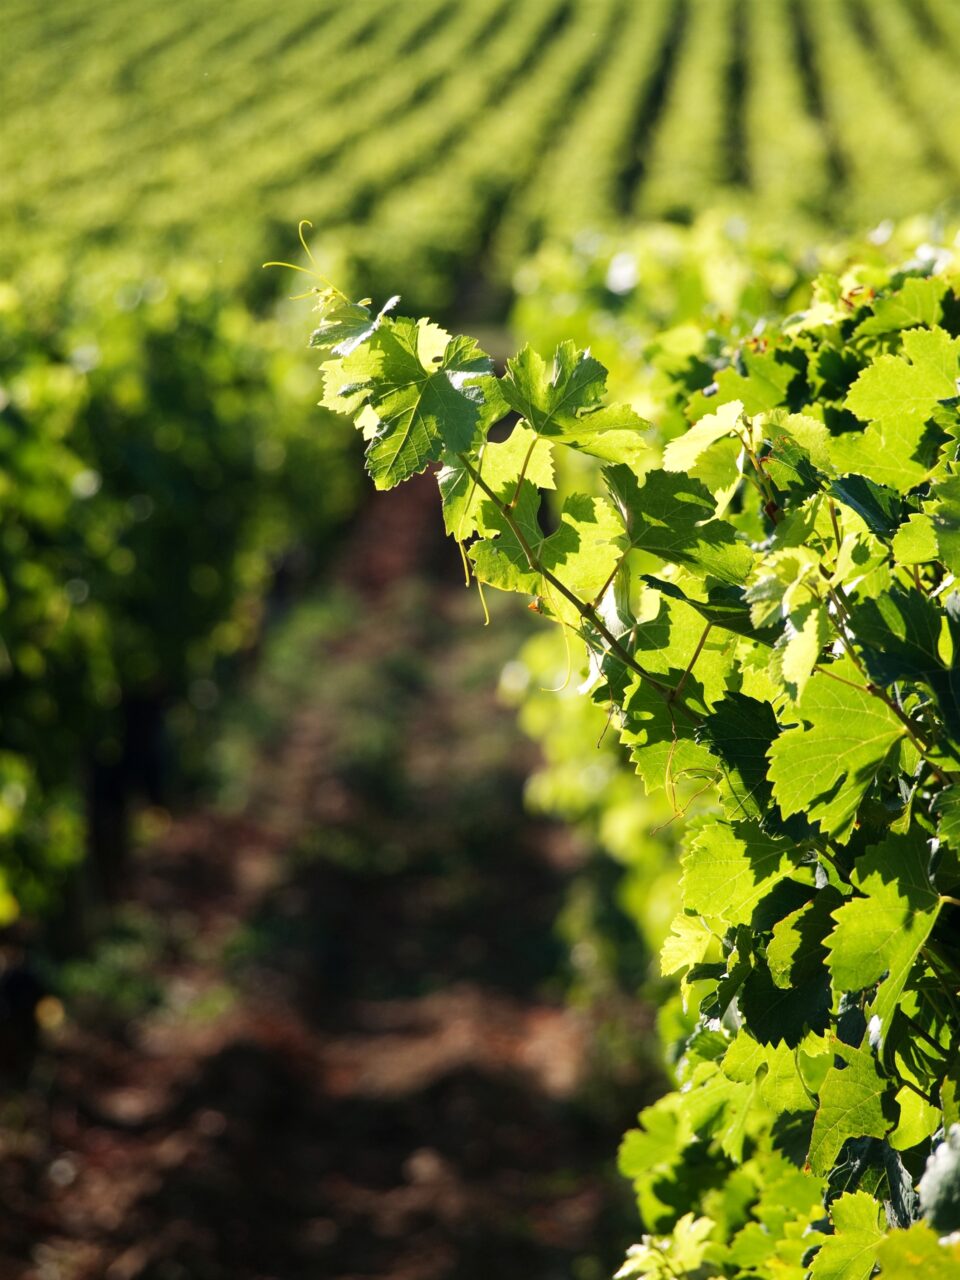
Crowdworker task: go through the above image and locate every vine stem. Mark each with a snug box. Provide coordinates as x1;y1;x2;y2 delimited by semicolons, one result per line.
901;1012;949;1059
509;433;539;508
899;1076;937;1108
738;424;781;523
669;624;712;704
456;453;701;722
921;946;960;1019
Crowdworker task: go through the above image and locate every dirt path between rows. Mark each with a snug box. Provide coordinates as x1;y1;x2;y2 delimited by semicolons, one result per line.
1;476;656;1280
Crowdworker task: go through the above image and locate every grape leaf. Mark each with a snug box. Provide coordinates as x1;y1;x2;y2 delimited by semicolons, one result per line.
892;514;939;565
777;599;829;701
762;414;832;496
618;600;736;793
828;476;903;538
849;587;960;738
740;957;831;1048
807;1043;895;1176
934;786;960;852
824;830;941;1045
620;676;718;795
660;911;715;977
500;343;652;467
681;821;801;929
853;276;947;337
548;402;654;468
767;659;906;842
835;328;960;491
697;693;782;825
874;1221;960;1276
619;1097;689;1175
810;1190;884;1280
722;1033;814;1114
309;293;398;356
640;577;778;644
604;465;754;586
662;400;745;473
325;319;497;489
889;1085;941;1151
686;347;797;418
767;887;844;990
929;477;960;575
470;483;622;624
437;426;554;540
303;275;960;1270
501;340;606;433
845;328;960;429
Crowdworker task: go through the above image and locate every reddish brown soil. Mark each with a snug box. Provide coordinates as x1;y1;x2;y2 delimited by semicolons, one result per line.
0;476;655;1280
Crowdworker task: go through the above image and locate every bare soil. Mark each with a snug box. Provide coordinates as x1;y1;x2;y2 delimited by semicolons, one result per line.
0;476;656;1280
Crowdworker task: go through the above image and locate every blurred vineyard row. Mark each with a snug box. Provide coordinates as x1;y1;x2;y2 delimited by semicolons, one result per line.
5;0;960;311
0;263;358;927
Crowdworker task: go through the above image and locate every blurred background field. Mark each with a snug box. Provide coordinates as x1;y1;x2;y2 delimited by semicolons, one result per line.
1;1;959;1277
6;0;960;312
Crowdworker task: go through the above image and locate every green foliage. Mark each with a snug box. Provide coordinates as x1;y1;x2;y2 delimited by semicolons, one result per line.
302;251;960;1274
510;215;958;433
0;259;357;916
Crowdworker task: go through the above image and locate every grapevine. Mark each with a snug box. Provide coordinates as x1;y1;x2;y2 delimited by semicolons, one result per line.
300;256;960;1276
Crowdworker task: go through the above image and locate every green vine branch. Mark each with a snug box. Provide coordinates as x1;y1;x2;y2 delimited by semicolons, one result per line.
456;453;701;721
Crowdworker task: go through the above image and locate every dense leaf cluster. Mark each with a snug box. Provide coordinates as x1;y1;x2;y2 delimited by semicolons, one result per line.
305;254;960;1275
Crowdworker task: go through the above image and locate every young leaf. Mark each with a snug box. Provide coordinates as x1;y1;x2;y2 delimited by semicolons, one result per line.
853;276;947;337
436;426;554;540
845;328;960;430
547;402;654;469
469;484;623;625
777;599;829;701
662;400;745;473
326;319;498;489
722;1033;814;1114
501;340;606;433
834;328;960;491
874;1222;960;1277
620;676;717;795
309;293;398;356
892;513;939;565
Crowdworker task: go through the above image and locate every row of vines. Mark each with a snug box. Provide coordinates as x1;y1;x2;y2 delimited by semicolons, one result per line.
4;0;960;310
0;260;356;927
